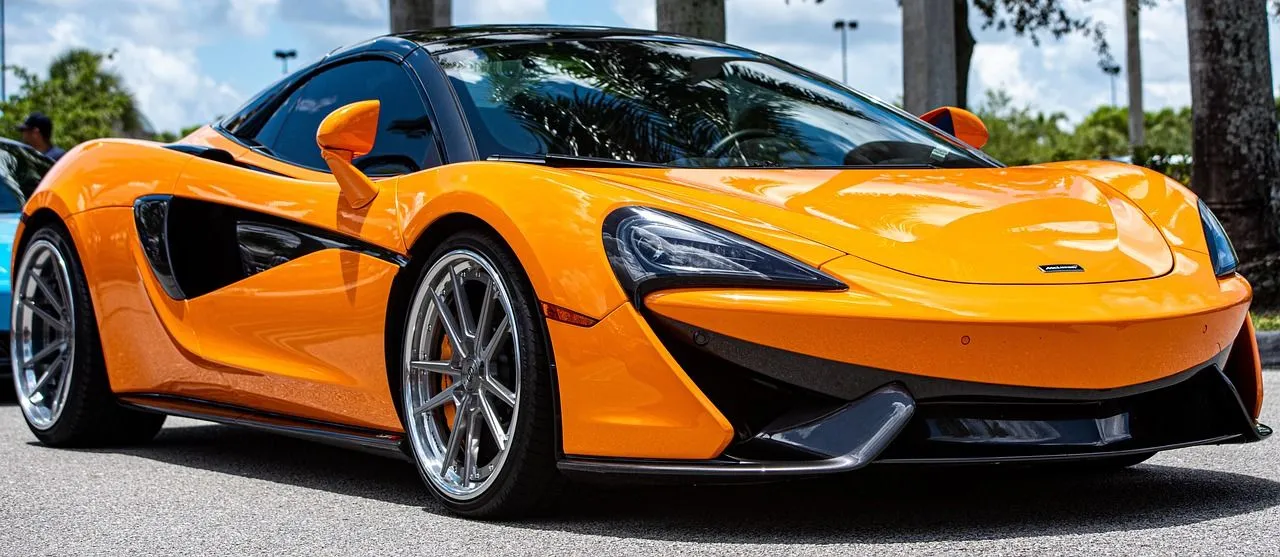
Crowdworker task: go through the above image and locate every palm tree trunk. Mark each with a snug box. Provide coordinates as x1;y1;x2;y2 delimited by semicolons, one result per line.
390;0;450;33
656;0;725;42
1186;0;1280;308
1125;0;1145;148
954;0;975;109
903;0;958;114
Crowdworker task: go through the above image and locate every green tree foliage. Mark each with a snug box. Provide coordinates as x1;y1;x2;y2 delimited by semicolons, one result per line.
0;49;151;147
152;123;209;144
973;90;1075;165
976;89;1194;182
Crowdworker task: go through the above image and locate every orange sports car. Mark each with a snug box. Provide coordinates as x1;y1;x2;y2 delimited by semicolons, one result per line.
10;26;1269;518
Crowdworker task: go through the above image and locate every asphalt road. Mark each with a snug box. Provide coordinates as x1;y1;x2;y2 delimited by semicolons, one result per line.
4;374;1280;556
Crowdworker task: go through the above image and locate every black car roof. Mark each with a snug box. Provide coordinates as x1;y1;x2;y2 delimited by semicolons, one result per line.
392;24;722;54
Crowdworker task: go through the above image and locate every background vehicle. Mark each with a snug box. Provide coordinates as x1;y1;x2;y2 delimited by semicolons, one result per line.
0;138;51;380
9;27;1268;518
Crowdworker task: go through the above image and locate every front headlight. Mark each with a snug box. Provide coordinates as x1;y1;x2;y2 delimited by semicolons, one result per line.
602;206;846;298
1198;199;1238;277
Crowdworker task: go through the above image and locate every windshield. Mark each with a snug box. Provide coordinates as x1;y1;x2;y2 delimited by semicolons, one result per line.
437;39;997;169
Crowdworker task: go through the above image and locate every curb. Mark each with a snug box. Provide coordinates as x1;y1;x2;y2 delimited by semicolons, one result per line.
1260;331;1280;368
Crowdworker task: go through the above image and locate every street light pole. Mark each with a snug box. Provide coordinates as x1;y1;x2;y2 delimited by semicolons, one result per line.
1102;61;1121;107
833;19;858;85
273;49;297;75
2;0;7;102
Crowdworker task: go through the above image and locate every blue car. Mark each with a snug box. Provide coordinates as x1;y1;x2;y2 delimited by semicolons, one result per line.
0;138;54;379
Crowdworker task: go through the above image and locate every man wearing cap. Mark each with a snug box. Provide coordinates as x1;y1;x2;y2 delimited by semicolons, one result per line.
18;112;66;161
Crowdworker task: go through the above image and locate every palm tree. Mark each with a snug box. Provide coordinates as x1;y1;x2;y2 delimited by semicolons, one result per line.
656;0;725;41
390;0;450;32
1186;0;1280;307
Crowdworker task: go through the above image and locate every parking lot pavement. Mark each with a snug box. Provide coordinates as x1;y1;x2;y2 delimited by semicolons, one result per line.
3;372;1280;556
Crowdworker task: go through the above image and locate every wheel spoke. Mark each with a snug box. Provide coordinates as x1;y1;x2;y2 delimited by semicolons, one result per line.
463;406;480;485
440;395;468;474
26;339;66;366
412;384;457;415
21;298;67;331
480;317;510;362
30;273;65;318
28;354;64;393
430;289;468;359
479;394;507;451
483;375;516;407
473;276;495;348
449;265;474;339
410;360;459;377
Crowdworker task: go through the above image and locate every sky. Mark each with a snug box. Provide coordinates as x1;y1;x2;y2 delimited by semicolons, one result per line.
2;0;1277;134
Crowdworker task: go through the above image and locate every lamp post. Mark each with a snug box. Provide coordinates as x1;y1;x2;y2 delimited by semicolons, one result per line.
833;19;858;85
273;49;297;75
2;0;7;101
1102;61;1121;107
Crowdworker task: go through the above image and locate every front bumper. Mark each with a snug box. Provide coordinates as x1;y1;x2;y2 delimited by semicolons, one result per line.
559;313;1267;479
552;250;1265;475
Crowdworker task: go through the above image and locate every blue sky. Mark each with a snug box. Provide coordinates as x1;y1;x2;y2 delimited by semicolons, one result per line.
4;0;1278;134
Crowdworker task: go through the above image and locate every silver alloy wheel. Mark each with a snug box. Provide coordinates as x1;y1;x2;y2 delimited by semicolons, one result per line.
11;238;76;431
403;249;522;501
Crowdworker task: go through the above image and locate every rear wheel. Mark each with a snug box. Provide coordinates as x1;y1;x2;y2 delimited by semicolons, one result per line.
12;226;165;446
400;230;560;518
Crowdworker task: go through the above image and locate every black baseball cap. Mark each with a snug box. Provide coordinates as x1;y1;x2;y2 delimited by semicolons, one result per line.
17;112;53;137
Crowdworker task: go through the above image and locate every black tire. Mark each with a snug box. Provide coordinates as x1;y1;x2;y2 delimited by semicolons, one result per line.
401;229;561;518
13;225;166;446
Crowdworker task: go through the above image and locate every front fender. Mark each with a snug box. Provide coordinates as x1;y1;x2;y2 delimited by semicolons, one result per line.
396;161;844;321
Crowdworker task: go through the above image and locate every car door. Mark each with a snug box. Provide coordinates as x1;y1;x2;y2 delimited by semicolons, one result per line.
168;57;444;430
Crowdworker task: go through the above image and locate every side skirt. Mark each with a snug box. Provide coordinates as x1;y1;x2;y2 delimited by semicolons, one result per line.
118;393;411;461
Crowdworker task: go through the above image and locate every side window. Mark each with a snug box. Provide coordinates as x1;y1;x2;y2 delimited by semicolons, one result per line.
258;60;440;174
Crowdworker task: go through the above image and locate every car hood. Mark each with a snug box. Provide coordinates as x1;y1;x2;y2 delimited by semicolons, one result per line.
584;166;1174;285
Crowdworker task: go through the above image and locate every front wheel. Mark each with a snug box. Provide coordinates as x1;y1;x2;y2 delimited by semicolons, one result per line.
400;230;560;518
12;225;165;446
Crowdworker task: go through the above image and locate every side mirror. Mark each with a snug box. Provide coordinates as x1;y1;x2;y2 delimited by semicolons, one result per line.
920;106;989;150
317;100;380;208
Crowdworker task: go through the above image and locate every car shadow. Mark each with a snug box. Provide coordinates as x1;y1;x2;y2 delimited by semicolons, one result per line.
534;463;1280;544
37;419;1280;543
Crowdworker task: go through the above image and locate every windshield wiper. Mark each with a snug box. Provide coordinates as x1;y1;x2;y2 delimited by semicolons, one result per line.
488;154;667;169
239;135;278;157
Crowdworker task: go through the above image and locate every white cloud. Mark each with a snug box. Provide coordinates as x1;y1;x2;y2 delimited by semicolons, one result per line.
3;0;250;133
229;0;283;37
458;0;551;24
972;43;1040;106
111;43;242;133
613;0;655;29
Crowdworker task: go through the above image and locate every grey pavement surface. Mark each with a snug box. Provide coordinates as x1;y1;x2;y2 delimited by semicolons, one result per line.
4;374;1280;556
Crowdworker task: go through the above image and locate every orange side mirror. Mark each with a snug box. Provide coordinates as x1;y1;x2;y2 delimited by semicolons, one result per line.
921;106;989;150
317;100;380;208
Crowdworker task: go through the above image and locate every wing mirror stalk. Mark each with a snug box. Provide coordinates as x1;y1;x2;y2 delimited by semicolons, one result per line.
316;100;380;208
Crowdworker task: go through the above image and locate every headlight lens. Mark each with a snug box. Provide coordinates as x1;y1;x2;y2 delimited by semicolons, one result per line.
602;206;845;298
1198;199;1238;277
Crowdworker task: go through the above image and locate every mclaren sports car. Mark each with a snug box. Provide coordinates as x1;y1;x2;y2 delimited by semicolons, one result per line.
10;26;1270;518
